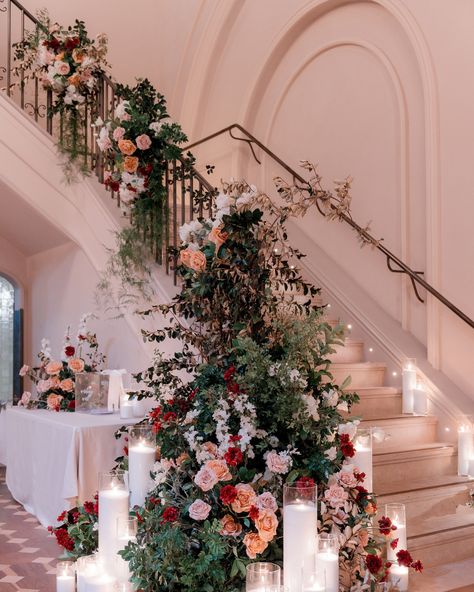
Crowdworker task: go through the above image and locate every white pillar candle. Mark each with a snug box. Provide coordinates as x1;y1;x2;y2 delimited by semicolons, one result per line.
413;383;428;415
129;442;155;507
98;488;129;570
84;573;116;592
468;458;474;478
132;398;146;417
387;521;407;561
315;550;339;592
389;565;409;591
120;395;135;419
56;562;75;592
353;444;372;493
283;503;318;592
458;426;473;475
402;359;417;414
77;556;98;592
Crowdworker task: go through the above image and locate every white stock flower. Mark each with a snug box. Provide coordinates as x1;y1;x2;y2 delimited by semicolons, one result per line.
338;421;359;440
325;446;337;461
302;394;320;421
114;100;130;120
214;193;232;214
323;389;339;407
149;121;163;134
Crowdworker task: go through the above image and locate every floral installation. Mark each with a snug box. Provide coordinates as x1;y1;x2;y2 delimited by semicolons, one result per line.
19;313;106;412
12;11;108;176
48;494;99;559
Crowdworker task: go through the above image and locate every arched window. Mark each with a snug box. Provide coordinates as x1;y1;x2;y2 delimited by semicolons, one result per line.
0;275;16;403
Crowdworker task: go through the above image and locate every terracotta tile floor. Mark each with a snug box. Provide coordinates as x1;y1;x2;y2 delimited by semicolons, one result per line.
0;465;58;591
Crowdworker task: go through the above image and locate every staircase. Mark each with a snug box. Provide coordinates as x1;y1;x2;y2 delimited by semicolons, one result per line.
324;304;474;591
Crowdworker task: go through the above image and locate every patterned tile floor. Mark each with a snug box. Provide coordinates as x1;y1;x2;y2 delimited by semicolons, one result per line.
0;465;57;591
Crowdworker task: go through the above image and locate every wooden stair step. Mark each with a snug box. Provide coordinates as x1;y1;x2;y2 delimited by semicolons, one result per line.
329;362;386;388
362;414;438;448
328;340;364;364
346;386;402;418
409;557;474;591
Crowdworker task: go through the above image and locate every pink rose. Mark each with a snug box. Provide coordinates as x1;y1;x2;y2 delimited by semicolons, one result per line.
113;127;125;141
19;365;29;377
18;391;32;407
201;441;218;459
338;469;358;489
136;134;152;150
324;484;349;509
194;467;218;492
265;450;291;475
188;499;211;521
256;491;278;512
55;61;70;76
60;379;74;392
45;360;62;375
37;379;51;393
68;358;85;373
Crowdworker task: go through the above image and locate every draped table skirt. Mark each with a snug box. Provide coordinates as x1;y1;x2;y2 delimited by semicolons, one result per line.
3;407;137;527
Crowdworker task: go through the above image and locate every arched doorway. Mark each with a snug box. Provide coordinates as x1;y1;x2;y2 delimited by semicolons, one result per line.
0;274;23;404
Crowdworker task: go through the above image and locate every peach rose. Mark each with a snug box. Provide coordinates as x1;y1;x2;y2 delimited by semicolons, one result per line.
60;378;74;392
55;52;65;61
49;376;61;388
45;360;62;375
118;139;137;155
188;499;211;521
67;73;81;86
47;393;63;410
136;134;152;150
194;467;218;492
201;441;218;459
113;127;125;142
265;450;291;474
358;528;369;547
68;358;85;373
55;61;70;76
243;532;268;559
123;156;139;173
208;226;228;253
72;48;86;63
179;248;193;267
231;483;257;513
189;250;207;272
256;491;278;512
220;514;242;537
366;502;377;515
176;452;189;467
255;509;278;542
205;459;232;482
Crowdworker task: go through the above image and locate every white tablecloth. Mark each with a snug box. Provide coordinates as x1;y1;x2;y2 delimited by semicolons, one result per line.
4;407;137;527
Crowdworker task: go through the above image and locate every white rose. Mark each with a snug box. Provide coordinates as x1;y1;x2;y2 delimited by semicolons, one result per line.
323;389;339;407
325;446;337;461
302;394;320;421
215;192;232;213
338;421;358;440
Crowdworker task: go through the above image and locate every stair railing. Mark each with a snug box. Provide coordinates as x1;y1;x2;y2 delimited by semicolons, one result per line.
186;124;474;331
1;0;215;284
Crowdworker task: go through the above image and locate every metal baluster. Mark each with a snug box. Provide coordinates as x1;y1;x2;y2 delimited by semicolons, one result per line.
173;160;178;284
20;9;25;109
6;0;11;96
165;163;170;275
181;162;186;226
34;77;38;121
199;181;203;218
84;100;88;168
46;90;52;135
189;174;194;221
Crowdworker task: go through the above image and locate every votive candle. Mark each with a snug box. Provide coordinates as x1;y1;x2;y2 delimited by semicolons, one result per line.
458;424;473;475
385;503;407;562
353;428;373;492
77;555;98;592
402;359;416;414
56;561;75;592
98;471;129;572
389;564;409;591
413;382;428;415
315;533;339;592
128;426;155;508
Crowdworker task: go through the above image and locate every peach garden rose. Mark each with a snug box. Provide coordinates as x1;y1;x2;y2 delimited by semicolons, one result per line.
47;393;63;410
220;514;242;537
45;360;62;375
231;483;257;513
255;509;278;542
68;358;85;373
123;156;139;173
208;226;228;253
118;139;137;155
243;532;268;559
189;250;207;272
205;459;232;482
60;378;74;392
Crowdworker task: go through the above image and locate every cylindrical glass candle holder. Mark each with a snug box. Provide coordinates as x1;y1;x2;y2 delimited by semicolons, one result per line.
56;561;75;592
128;425;155;508
402;358;417;414
98;470;129;572
116;515;138;583
385;503;407;562
389;564;409;591
283;482;317;592
315;533;339;592
458;419;474;476
413;381;428;415
77;555;99;592
353;428;373;492
246;562;281;591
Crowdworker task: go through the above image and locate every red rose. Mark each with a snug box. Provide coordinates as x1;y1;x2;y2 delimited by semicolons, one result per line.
149;406;162;419
365;554;383;574
378;516;396;536
355;485;368;502
65;36;80;50
67;400;75;410
224;446;243;467
44;37;60;51
163;411;177;423
220;485;238;505
354;470;365;483
396;549;413;567
64;346;75;357
162;507;179;523
57;511;67;522
249;505;259;521
223;366;236;382
340;433;355;458
390;538;399;550
411;560;423;573
54;527;75;551
152;421;162;434
83;501;95;514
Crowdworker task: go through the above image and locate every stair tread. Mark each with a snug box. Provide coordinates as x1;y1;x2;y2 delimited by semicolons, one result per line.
409;557;474;592
410;511;474;539
377;474;471;496
374;441;455;456
362;414;437;423
351;386;401;395
331;361;386;368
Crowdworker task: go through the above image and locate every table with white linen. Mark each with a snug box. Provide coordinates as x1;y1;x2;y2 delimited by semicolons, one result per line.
3;407;138;527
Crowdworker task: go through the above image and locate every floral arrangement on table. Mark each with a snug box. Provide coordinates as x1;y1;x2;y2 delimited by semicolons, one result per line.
49;494;99;559
12;11;108;175
18;313;106;412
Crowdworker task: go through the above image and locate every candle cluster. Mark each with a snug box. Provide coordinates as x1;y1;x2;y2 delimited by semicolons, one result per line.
402;359;429;416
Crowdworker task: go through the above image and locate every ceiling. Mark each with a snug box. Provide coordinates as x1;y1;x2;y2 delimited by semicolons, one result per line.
0;179;70;256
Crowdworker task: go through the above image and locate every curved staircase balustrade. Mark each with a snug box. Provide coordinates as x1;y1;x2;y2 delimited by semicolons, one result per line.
186;124;474;331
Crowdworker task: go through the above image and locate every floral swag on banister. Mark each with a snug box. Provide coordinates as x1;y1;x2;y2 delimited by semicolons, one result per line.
11;12;424;592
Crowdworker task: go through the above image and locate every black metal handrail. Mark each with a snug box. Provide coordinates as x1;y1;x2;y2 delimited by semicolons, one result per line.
186;123;474;330
1;0;215;284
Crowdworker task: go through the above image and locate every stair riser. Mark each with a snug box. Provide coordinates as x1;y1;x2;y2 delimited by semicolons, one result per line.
367;420;437;449
374;451;457;490
348;394;402;419
378;484;471;522
408;527;474;568
328;342;364;364
330;367;385;388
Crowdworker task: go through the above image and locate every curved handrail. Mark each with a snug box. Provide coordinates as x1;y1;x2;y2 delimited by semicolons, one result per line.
186;123;474;330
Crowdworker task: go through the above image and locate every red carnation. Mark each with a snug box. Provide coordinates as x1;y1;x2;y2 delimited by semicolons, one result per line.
224;446;243;467
163;411;177;423
188;389;198;401
355;485;368;502
44;37;60;51
411;560;423;573
71;510;80;524
378;516;396;536
152;421;162;434
229;434;242;443
162;507;179;523
149;406;162;420
354;470;366;483
396;549;413;567
340;433;355;458
57;511;67;522
390;538;399;550
83;501;95;514
54;527;75;551
64;36;80;50
296;477;315;489
64;345;75;357
249;505;260;521
123;446;129;456
220;485;238;505
365;553;383;574
223;366;236;382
